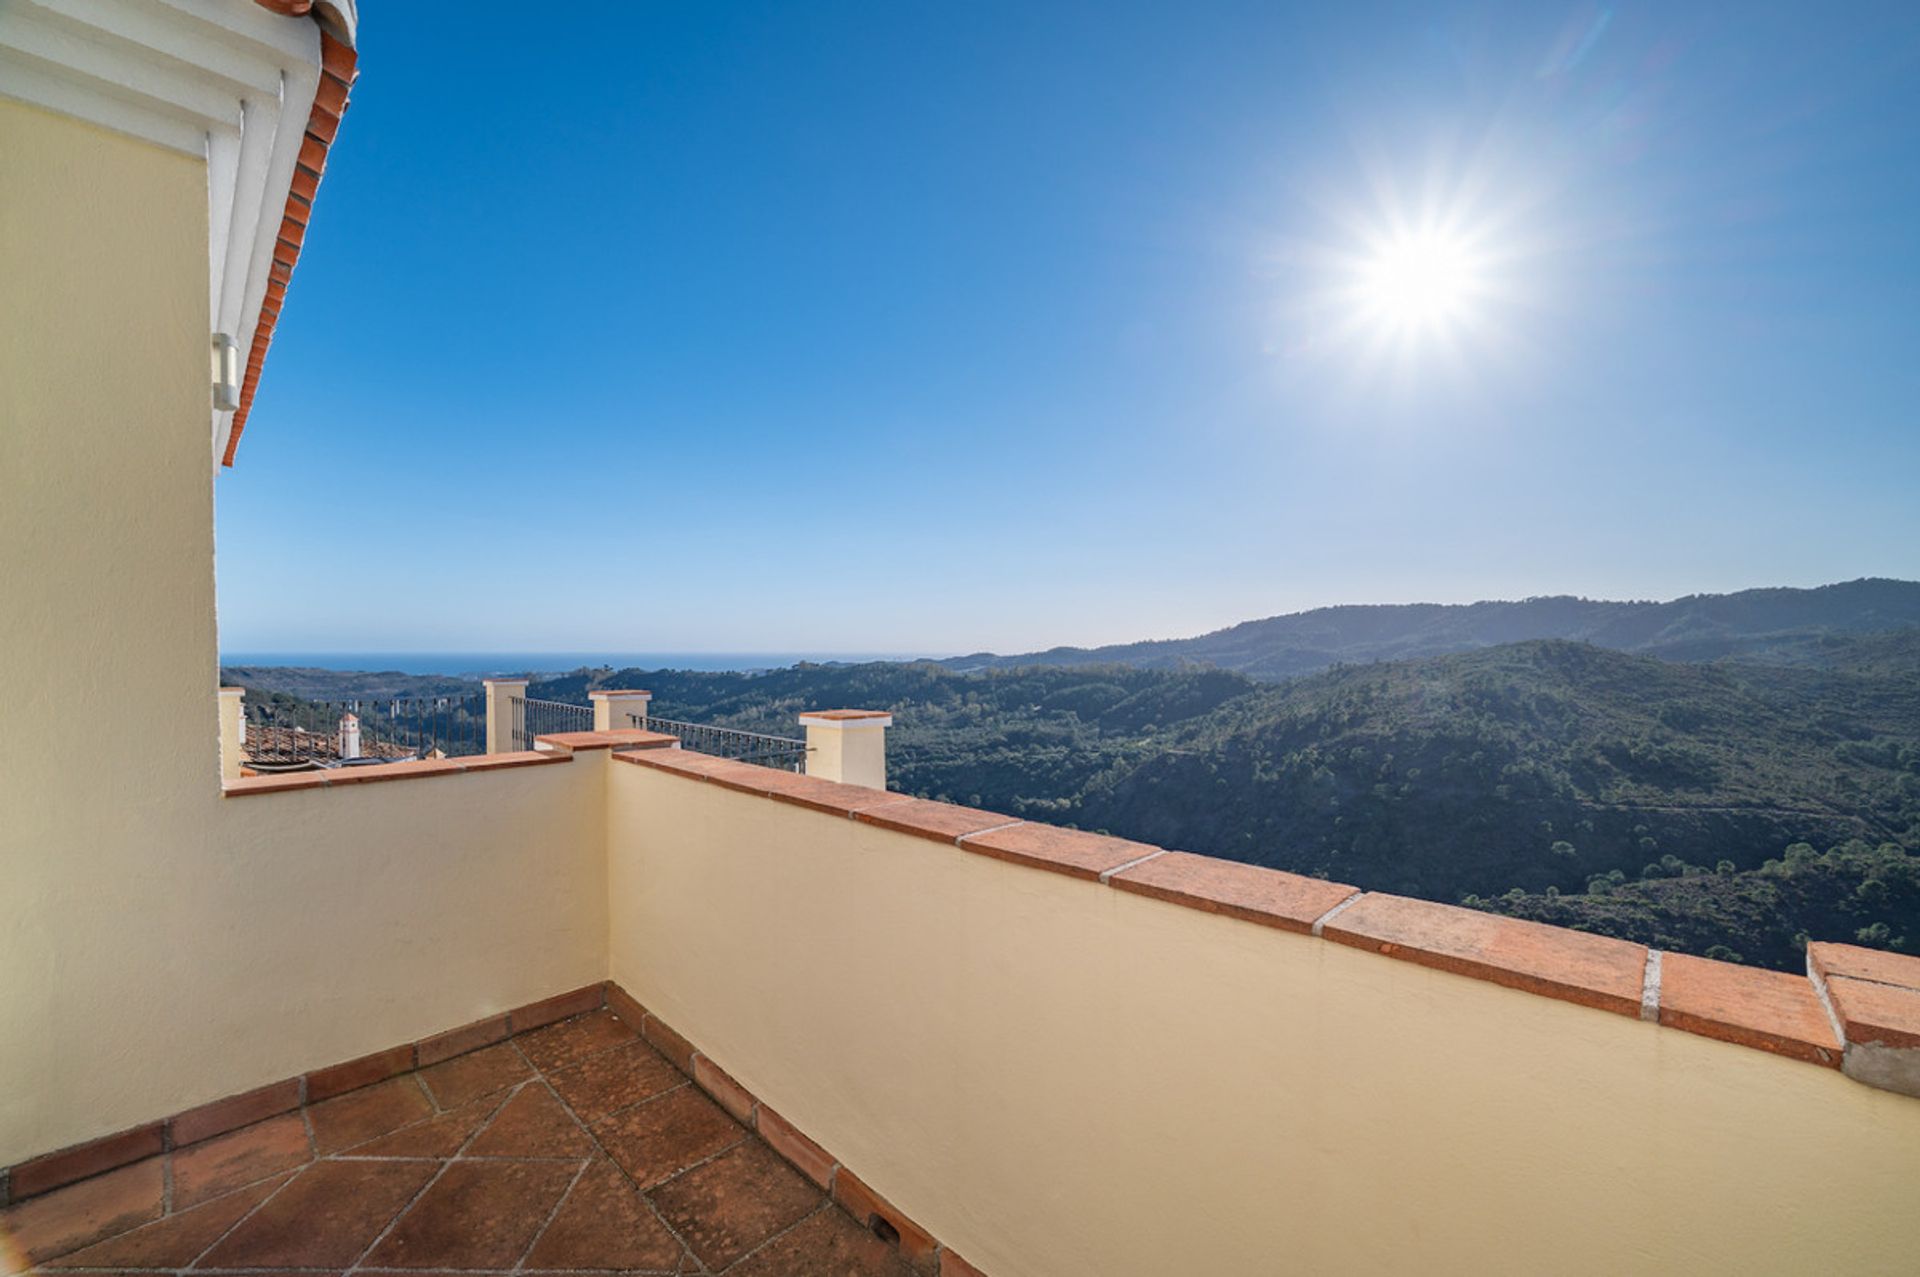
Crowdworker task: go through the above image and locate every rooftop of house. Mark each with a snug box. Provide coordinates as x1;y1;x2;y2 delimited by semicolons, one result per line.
240;723;416;767
224;1;358;467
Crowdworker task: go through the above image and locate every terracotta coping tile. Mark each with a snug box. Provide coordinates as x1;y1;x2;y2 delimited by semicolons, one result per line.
320;757;466;786
305;1043;416;1103
223;771;329;796
170;1078;303;1148
851;796;1019;845
1822;976;1920;1051
535;729;678;752
1656;953;1841;1066
1807;941;1920;992
832;1167;940;1272
612;747;720;775
509;982;606;1033
762;776;915;819
705;763;899;817
416;1014;512;1067
8;1123;164;1200
224;751;573;798
454;749;572;773
798;709;893;722
959;822;1163;883
611;748;909;819
587;688;651;698
1322;893;1648;1018
1109;851;1360;934
660;752;794;791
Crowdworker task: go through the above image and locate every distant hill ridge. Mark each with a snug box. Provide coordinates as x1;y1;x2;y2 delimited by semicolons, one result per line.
939;578;1920;680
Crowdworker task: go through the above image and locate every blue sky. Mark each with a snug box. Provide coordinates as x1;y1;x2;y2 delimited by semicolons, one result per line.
217;2;1920;656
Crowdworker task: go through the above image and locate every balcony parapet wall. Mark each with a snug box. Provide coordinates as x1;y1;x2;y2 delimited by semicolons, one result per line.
606;747;1920;1276
606;748;1912;1083
11;742;1920;1273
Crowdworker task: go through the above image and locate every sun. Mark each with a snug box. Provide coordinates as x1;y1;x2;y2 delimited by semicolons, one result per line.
1353;229;1483;332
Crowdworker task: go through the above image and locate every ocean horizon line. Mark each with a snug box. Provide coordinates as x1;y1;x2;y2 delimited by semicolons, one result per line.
219;651;938;677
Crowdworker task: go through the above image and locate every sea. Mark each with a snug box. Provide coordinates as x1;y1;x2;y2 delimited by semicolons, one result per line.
219;652;928;677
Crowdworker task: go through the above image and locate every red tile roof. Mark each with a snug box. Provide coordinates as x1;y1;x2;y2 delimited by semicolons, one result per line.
223;12;360;467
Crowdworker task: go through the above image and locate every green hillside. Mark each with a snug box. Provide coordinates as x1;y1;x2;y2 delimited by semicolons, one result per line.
1083;637;1920;899
942;578;1920;679
226;628;1920;973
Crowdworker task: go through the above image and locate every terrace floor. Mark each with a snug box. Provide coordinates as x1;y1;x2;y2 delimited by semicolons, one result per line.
4;1008;916;1275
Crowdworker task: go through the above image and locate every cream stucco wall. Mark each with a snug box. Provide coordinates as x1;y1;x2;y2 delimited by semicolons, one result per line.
0;99;608;1164
607;762;1920;1277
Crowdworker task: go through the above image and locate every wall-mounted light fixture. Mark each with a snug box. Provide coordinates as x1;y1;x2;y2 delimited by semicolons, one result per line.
211;332;240;411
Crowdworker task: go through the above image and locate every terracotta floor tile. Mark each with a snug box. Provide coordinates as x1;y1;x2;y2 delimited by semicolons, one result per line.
363;1158;581;1268
522;1158;686;1272
309;1076;434;1154
0;1157;164;1266
197;1160;436;1268
467;1084;596;1158
43;1173;288;1268
547;1038;685;1123
342;1094;503;1158
517;1008;638;1072
593;1086;745;1190
171;1113;311;1209
725;1206;918;1277
417;1041;533;1109
647;1140;821;1271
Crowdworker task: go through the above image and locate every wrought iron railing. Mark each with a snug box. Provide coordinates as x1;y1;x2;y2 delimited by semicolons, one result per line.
627;712;810;771
512;695;593;750
242;693;486;770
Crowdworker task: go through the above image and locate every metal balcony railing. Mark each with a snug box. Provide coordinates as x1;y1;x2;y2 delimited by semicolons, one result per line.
511;696;594;750
242;693;486;770
626;712;810;771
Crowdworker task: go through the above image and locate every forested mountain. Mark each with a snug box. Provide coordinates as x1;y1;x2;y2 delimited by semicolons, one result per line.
220;665;474;699
940;578;1920;680
223;619;1920;973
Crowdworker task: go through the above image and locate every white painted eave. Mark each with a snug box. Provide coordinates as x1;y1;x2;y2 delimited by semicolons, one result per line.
0;0;357;467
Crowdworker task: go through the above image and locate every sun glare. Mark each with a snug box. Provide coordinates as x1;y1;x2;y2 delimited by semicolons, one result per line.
1356;230;1480;331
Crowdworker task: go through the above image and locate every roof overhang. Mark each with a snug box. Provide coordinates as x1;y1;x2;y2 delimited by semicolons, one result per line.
0;0;359;468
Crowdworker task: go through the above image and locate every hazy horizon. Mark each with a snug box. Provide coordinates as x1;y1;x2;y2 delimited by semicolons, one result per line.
219;575;1916;674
